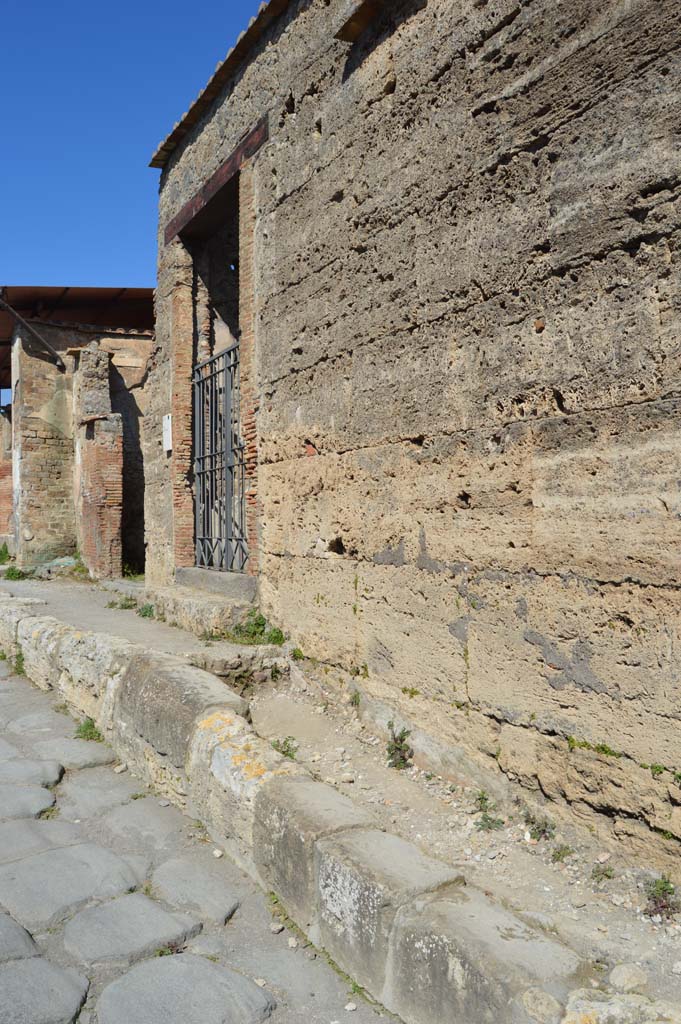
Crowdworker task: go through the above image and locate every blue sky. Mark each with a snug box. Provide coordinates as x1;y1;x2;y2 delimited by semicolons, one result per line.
0;0;263;289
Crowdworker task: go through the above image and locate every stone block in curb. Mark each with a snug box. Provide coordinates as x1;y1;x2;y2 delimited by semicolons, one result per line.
152;856;240;924
384;884;581;1024
96;954;275;1024
253;777;375;929
56;630;136;730
0;758;63;787
0;819;83;863
0;843;139;930
0;602;46;660
0;912;38;962
32;737;115;769
17;616;71;692
115;652;248;770
63;892;201;964
561;988;681;1023
0;957;88;1024
187;710;305;854
0;783;55;820
315;829;462;996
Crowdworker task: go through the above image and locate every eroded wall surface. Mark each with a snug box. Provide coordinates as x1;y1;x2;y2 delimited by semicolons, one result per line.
149;0;681;860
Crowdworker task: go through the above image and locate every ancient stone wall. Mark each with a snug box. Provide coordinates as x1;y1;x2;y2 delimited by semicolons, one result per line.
149;0;681;860
12;324;151;574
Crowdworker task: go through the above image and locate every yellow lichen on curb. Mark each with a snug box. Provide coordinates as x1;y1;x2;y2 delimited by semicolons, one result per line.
231;749;268;781
197;710;237;733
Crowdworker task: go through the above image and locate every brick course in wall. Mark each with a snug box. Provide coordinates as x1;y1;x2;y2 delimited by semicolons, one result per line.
77;417;124;578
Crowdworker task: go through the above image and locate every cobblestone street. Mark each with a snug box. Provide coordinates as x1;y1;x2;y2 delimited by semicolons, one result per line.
0;663;381;1024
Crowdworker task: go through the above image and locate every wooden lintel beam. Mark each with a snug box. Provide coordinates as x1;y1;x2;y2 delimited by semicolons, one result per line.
163;117;269;245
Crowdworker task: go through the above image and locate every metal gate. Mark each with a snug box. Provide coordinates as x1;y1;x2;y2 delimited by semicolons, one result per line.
192;344;248;571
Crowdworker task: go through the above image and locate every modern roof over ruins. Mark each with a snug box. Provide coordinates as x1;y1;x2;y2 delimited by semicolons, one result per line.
0;286;154;388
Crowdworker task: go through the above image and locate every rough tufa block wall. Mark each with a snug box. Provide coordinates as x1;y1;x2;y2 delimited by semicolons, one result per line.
148;0;681;864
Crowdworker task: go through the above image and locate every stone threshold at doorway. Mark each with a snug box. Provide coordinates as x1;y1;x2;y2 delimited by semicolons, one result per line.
0;591;672;1024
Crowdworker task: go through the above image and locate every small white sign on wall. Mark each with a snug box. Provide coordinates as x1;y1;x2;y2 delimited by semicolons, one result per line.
162;413;173;453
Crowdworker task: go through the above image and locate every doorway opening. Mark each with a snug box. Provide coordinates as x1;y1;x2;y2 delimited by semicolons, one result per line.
186;174;248;572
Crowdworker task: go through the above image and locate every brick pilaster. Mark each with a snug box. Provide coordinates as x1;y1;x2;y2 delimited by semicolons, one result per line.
169;240;196;569
238;162;260;577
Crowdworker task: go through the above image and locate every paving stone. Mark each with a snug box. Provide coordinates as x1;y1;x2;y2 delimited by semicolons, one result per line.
152;856;240;923
118;852;151;885
0;913;38;962
0;738;19;760
0;843;139;930
0;783;55;820
100;797;185;847
0;957;88;1024
7;710;73;738
32;737;115;769
57;767;140;820
96;954;274;1024
0;819;83;863
63;892;201;964
0;759;63;787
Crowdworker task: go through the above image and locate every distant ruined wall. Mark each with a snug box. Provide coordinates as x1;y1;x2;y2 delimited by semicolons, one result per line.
13;324;151;575
149;0;681;862
13;327;76;566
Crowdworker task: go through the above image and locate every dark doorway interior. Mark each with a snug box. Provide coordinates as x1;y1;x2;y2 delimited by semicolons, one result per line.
110;363;146;573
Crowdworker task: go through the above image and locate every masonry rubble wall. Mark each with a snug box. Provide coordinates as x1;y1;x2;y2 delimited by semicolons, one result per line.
11;323;151;575
146;0;681;862
0;591;594;1024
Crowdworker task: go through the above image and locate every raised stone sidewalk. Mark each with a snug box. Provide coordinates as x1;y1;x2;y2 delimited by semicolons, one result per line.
0;584;678;1024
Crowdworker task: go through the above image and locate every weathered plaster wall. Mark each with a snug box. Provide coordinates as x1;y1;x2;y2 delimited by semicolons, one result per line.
149;0;681;859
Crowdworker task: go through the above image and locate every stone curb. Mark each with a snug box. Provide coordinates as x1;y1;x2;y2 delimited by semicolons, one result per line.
0;595;586;1024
